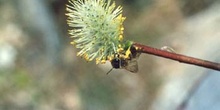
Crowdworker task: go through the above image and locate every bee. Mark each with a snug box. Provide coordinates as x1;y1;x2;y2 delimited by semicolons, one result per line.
107;45;141;74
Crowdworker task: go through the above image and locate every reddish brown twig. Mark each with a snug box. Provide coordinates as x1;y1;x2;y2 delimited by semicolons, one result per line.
133;43;220;71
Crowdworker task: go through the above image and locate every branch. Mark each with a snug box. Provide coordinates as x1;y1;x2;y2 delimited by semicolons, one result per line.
133;43;220;71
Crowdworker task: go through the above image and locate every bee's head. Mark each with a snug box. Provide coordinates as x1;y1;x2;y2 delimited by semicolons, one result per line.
129;45;139;58
111;58;120;69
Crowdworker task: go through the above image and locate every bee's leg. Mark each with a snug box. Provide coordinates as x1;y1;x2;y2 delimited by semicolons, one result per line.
106;68;114;75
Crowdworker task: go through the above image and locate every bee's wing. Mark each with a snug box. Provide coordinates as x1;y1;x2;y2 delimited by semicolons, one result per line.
124;52;141;73
124;58;139;73
134;52;141;58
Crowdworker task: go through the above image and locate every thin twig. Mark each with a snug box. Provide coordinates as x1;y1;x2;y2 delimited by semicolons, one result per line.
133;43;220;71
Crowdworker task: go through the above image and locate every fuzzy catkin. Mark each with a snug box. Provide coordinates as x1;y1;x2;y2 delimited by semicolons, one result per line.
66;0;127;64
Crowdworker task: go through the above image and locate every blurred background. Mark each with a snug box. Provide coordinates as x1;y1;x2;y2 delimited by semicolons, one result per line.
0;0;220;110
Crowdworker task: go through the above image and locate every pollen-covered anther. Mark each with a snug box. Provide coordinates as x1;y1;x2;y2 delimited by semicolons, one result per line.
83;54;90;61
120;27;124;31
118;44;122;48
95;58;100;64
100;60;106;64
117;47;124;53
95;58;106;64
116;14;125;21
120;28;124;34
119;35;123;41
70;41;76;45
107;55;114;61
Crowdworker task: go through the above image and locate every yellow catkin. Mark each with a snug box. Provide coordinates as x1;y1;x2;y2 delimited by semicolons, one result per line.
66;0;127;64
